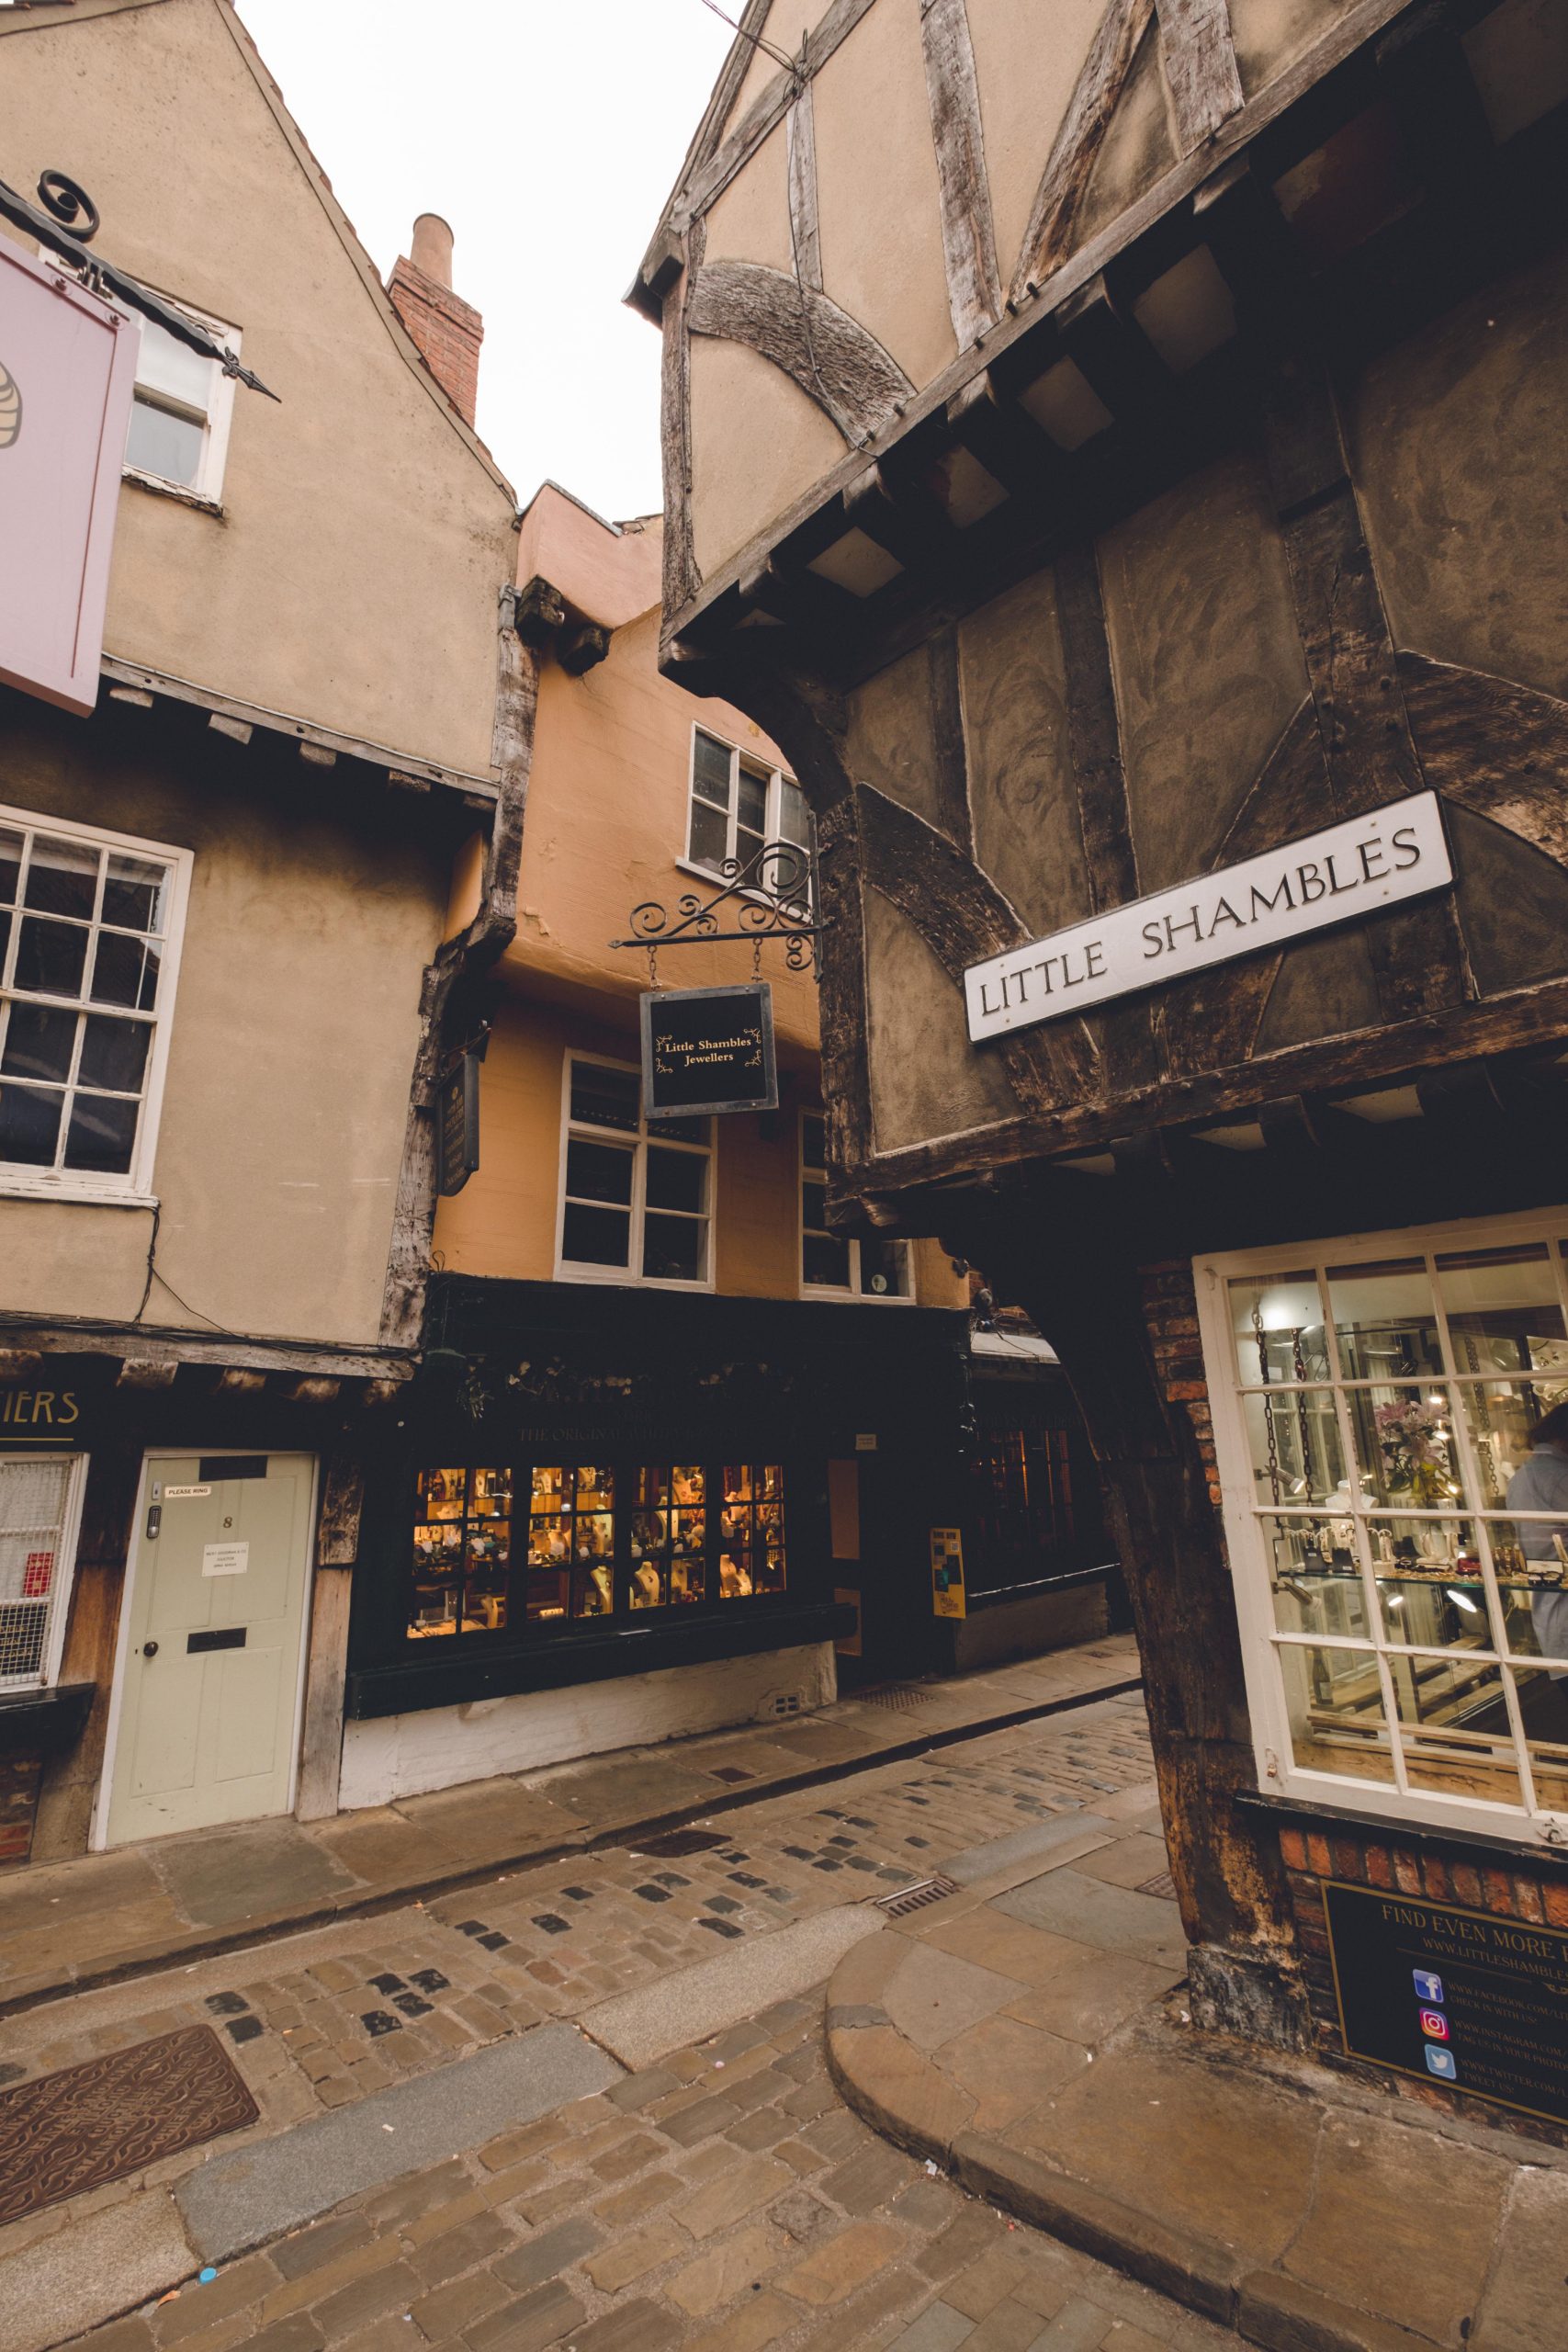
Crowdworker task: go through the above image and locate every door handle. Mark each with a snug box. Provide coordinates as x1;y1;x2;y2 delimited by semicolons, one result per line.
142;1640;159;1658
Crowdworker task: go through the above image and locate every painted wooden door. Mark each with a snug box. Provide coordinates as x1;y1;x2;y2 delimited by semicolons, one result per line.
106;1453;314;1847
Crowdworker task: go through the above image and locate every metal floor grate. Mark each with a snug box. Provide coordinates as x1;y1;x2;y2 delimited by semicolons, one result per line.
856;1684;938;1713
1138;1871;1178;1900
874;1874;959;1918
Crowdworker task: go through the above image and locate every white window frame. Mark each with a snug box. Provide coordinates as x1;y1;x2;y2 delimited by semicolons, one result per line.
681;723;812;899
0;1450;88;1693
0;804;191;1208
1198;1202;1568;1850
556;1052;716;1294
798;1111;914;1304
119;295;240;508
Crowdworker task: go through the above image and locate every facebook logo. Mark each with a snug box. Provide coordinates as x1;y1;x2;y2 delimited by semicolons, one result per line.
1420;2011;1450;2041
1413;1970;1444;2004
1426;2046;1458;2081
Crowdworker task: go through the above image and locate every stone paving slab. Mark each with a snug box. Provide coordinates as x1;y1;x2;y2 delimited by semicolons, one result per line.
175;2020;621;2263
581;1905;884;2067
825;1810;1568;2352
0;1638;1141;2016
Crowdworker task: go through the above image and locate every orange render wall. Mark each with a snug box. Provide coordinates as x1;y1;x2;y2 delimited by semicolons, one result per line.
432;508;964;1311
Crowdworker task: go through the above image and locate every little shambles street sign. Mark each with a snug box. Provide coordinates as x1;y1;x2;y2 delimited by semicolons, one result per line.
965;791;1452;1043
642;983;777;1120
1325;1879;1568;2126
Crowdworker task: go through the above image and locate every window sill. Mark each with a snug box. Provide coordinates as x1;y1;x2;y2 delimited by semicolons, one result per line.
0;1178;157;1212
555;1264;716;1296
799;1284;916;1307
122;468;225;518
0;1681;96;1756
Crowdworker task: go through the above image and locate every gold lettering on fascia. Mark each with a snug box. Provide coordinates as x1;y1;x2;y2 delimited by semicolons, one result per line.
0;1389;80;1428
964;793;1451;1043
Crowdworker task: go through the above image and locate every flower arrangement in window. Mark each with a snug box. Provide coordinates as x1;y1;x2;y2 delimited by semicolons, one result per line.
1375;1399;1458;1507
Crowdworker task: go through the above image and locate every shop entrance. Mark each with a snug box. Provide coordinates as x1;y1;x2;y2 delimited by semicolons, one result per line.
101;1453;315;1848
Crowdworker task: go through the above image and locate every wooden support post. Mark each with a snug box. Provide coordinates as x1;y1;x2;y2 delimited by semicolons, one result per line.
294;1451;365;1824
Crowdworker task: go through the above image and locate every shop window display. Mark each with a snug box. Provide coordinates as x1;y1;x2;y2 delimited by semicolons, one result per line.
407;1457;786;1638
1205;1218;1568;1836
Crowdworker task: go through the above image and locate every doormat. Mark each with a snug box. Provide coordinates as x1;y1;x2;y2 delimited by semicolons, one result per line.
0;2024;258;2225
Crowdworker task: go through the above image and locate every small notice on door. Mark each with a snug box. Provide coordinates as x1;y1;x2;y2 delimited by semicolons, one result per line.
202;1542;249;1578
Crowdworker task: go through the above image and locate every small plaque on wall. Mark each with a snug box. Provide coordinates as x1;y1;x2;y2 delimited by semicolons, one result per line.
1324;1878;1568;2126
642;983;777;1120
437;1053;480;1196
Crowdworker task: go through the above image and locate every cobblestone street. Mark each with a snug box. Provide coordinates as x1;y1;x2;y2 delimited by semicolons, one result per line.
0;1683;1247;2352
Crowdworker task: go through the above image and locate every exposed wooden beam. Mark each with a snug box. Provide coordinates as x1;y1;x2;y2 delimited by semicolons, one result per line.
558;624;612;677
1375;0;1495;207
117;1358;178;1390
279;1375;342;1407
928;625;973;856
944;369;1068;503
514;575;568;647
316;1452;366;1567
662;216;705;621
786;84;822;294
1155;0;1244;156
1010;0;1155;302
1055;274;1167;422
920;0;1003;345
1191;156;1314;355
215;1367;267;1397
738;553;859;639
842;460;957;572
687;261;912;445
857;785;1101;1114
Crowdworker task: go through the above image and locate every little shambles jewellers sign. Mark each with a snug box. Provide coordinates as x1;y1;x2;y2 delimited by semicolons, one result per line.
642;983;777;1120
965;792;1452;1043
1325;1879;1568;2126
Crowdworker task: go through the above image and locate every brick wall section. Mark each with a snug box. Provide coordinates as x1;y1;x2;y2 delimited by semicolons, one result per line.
1281;1815;1568;2145
1139;1259;1222;1513
388;257;483;426
0;1754;42;1867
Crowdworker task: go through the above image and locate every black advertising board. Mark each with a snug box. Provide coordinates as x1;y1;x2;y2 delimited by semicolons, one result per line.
641;983;777;1119
1324;1877;1568;2125
437;1053;480;1196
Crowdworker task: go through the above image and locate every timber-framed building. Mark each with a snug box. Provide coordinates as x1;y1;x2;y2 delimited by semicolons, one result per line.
637;0;1568;2116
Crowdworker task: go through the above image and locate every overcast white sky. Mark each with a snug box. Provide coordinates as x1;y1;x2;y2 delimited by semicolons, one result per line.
236;1;735;520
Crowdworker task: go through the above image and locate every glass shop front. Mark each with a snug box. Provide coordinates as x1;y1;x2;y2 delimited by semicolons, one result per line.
408;1456;788;1640
1199;1208;1568;1838
345;1274;973;1720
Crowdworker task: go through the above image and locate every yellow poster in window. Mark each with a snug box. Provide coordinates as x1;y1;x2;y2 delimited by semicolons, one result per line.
931;1526;966;1619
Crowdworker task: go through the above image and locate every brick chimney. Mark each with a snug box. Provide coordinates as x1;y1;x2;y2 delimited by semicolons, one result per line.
388;213;483;427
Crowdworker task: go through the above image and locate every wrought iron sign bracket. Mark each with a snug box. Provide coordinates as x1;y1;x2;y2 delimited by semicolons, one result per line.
0;167;280;400
611;839;825;983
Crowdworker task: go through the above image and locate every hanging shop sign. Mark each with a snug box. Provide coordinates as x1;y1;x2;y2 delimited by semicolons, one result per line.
0;235;138;717
1324;1879;1568;2126
642;982;777;1120
437;1054;481;1196
964;792;1453;1043
931;1526;966;1620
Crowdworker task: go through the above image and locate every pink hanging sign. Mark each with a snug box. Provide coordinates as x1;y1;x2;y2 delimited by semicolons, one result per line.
0;236;137;715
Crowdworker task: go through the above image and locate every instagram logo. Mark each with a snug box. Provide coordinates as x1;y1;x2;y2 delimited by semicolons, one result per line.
1420;2010;1450;2041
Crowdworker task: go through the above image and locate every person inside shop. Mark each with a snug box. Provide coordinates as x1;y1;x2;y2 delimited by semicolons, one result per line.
1506;1400;1568;1736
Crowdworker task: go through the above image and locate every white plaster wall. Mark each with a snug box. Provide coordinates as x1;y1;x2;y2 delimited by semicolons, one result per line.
337;1642;838;1810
